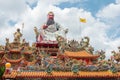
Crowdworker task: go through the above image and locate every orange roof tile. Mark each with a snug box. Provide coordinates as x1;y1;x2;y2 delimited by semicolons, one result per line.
3;71;120;78
64;50;98;58
3;70;17;79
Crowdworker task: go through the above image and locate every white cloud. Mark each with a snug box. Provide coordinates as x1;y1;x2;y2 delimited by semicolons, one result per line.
0;0;120;59
97;3;120;19
96;1;120;30
116;0;120;4
95;1;120;58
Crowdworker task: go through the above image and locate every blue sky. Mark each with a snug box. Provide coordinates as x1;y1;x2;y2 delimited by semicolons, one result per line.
8;20;17;26
10;0;116;26
56;0;119;40
26;0;38;9
56;0;115;16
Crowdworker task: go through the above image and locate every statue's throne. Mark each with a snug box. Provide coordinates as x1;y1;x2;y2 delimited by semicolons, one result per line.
34;24;68;57
36;36;59;57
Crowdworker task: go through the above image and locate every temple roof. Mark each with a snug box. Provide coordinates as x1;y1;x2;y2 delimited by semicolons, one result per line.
10;49;21;53
4;57;24;64
3;71;120;78
3;70;17;79
64;50;99;59
23;51;33;54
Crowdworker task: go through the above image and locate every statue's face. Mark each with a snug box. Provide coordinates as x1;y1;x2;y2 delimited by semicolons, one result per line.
48;13;54;19
47;12;55;26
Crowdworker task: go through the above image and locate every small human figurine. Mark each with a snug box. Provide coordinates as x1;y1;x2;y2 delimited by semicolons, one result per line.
5;63;12;74
56;36;66;53
31;43;36;51
14;28;22;42
35;55;41;66
110;65;117;73
23;44;30;51
5;38;10;51
46;59;54;74
34;27;39;41
118;47;120;52
21;38;26;47
71;60;79;74
0;45;4;51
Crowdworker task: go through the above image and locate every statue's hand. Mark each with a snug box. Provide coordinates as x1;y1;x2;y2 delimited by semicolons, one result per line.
43;30;46;34
43;25;48;29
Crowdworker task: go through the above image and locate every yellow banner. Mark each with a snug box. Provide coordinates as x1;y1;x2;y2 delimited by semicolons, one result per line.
80;18;86;23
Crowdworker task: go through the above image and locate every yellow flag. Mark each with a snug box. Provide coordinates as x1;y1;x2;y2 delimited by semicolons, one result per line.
80;18;86;23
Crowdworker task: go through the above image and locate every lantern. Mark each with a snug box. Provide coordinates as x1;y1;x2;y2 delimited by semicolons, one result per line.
5;62;11;68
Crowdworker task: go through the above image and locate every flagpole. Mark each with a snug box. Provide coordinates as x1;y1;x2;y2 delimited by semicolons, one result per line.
79;18;82;39
22;23;24;40
80;20;81;39
22;23;24;33
79;18;86;40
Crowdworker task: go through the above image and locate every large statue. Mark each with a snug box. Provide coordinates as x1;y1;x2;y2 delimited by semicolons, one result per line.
14;28;22;42
38;11;68;42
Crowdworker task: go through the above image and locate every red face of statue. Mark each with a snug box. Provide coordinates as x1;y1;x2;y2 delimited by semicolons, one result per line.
48;13;54;19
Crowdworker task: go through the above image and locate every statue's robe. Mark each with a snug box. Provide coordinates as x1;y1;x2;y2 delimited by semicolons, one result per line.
38;23;67;42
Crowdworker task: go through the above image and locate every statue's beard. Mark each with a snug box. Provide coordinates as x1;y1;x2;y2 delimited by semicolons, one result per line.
47;19;55;26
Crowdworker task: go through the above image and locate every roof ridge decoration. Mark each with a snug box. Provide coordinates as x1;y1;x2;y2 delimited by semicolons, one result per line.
57;36;94;54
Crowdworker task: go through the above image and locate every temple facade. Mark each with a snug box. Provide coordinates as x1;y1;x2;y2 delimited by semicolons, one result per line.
0;28;120;79
1;12;120;80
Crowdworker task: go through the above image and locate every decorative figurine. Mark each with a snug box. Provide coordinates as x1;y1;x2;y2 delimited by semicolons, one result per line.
0;45;4;51
21;38;26;46
34;27;39;41
111;50;120;62
2;11;120;80
71;60;79;75
5;62;12;74
5;38;10;51
110;65;117;73
14;28;22;42
46;59;54;74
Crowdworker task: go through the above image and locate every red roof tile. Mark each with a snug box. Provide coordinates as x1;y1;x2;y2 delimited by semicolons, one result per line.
3;71;120;78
